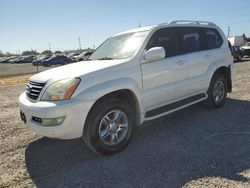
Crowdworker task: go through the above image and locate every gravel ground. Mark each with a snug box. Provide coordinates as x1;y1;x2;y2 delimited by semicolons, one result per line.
1;59;250;187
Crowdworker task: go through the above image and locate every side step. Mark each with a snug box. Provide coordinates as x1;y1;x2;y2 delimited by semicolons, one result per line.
145;93;207;119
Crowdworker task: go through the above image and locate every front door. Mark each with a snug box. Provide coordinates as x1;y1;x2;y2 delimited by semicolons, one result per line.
140;27;188;111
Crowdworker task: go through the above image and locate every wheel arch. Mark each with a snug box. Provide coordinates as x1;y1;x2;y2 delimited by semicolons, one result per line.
211;66;232;92
84;89;142;129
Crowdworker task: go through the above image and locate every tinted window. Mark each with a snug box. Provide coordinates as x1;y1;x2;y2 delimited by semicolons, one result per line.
177;27;204;54
202;28;223;49
146;28;179;57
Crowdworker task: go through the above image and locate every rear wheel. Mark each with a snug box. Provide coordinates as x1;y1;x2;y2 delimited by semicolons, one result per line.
83;98;135;155
205;73;228;108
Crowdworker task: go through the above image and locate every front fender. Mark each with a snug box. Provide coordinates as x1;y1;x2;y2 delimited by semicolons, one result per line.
76;77;145;114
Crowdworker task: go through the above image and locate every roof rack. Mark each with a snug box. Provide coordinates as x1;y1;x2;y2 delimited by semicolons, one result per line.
168;20;216;26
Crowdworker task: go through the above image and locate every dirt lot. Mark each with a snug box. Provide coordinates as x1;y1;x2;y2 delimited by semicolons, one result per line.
1;59;250;187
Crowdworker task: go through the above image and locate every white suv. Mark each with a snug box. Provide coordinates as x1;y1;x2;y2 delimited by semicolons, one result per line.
19;20;235;154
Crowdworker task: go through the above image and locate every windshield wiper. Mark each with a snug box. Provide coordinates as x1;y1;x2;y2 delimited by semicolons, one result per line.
97;57;114;60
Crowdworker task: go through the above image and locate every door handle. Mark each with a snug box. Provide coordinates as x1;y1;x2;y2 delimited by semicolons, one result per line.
204;55;211;59
177;60;186;65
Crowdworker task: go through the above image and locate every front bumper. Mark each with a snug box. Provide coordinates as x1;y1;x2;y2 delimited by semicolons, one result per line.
18;92;94;139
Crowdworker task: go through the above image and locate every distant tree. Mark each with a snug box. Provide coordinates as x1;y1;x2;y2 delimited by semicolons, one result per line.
54;50;62;54
42;50;53;55
22;50;38;56
5;52;11;56
0;50;3;57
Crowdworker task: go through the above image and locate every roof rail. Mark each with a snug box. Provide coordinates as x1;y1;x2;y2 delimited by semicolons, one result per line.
169;20;216;26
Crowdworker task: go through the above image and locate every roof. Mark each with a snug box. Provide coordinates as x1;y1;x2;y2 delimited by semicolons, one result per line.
115;20;217;36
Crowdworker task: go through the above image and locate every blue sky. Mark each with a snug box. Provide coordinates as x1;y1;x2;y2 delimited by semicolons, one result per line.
0;0;250;53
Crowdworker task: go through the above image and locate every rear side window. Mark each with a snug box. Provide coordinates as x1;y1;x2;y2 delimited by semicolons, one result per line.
177;27;205;54
202;28;223;49
146;28;180;57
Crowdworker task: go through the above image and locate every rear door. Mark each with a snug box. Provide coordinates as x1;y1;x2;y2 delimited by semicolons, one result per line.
176;27;212;96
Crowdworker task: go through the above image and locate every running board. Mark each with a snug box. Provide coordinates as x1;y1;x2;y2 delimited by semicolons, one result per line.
145;93;207;119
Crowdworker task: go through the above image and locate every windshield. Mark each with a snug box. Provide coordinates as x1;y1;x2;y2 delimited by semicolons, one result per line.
246;42;250;46
89;31;149;60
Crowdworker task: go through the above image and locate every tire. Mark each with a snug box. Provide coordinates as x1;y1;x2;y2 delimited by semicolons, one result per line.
83;98;135;155
237;55;242;61
205;73;228;108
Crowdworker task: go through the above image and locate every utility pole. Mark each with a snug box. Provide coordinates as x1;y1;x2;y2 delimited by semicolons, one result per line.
227;26;231;37
48;42;51;51
78;37;82;50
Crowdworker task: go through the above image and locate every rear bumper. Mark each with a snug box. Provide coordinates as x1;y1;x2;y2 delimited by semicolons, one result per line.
230;64;236;77
19;92;94;139
230;64;236;91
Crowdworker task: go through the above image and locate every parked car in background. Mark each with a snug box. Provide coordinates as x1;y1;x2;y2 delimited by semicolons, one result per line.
32;55;51;66
19;55;35;63
9;55;35;64
232;46;243;62
42;55;70;66
77;51;93;61
66;53;79;62
0;56;17;63
241;42;250;57
8;56;23;63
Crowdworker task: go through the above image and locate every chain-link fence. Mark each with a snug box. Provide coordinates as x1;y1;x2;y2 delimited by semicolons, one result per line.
0;63;56;77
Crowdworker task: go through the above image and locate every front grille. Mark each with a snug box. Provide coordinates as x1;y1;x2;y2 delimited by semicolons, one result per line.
26;80;46;100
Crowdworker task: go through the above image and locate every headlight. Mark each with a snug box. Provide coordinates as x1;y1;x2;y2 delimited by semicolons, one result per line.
41;78;80;101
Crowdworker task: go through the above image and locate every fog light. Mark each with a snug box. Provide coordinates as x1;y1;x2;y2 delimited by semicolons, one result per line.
42;117;65;126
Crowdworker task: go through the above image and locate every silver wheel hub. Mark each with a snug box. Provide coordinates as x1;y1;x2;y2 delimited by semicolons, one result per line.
98;110;128;146
213;80;225;104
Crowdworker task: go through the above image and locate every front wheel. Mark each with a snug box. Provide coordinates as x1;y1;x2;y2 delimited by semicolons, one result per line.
83;98;135;155
205;73;228;108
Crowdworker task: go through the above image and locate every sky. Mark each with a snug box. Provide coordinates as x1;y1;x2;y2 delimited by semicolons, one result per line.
0;0;250;53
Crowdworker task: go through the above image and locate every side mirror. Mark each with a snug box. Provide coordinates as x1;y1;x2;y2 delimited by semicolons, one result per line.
143;47;165;62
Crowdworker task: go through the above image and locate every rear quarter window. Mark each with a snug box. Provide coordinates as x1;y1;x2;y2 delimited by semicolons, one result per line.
201;28;223;49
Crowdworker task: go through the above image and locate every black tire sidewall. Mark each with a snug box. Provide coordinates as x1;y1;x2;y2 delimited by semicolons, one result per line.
208;74;228;107
84;98;135;155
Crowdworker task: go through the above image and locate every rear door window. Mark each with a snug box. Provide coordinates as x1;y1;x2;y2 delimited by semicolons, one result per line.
176;27;205;54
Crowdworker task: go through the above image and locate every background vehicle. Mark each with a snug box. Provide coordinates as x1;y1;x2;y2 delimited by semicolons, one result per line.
32;55;51;66
9;56;23;63
228;36;244;46
241;42;250;57
0;56;17;63
41;55;70;66
19;55;35;63
19;20;234;155
66;53;78;62
77;51;93;61
232;46;243;61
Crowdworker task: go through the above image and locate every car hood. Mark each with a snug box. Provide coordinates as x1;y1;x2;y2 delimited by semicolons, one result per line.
30;59;128;82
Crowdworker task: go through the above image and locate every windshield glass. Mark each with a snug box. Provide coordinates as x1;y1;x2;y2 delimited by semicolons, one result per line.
246;42;250;46
89;31;149;60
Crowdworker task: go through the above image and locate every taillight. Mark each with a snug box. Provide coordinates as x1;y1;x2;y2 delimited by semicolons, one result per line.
228;41;233;56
